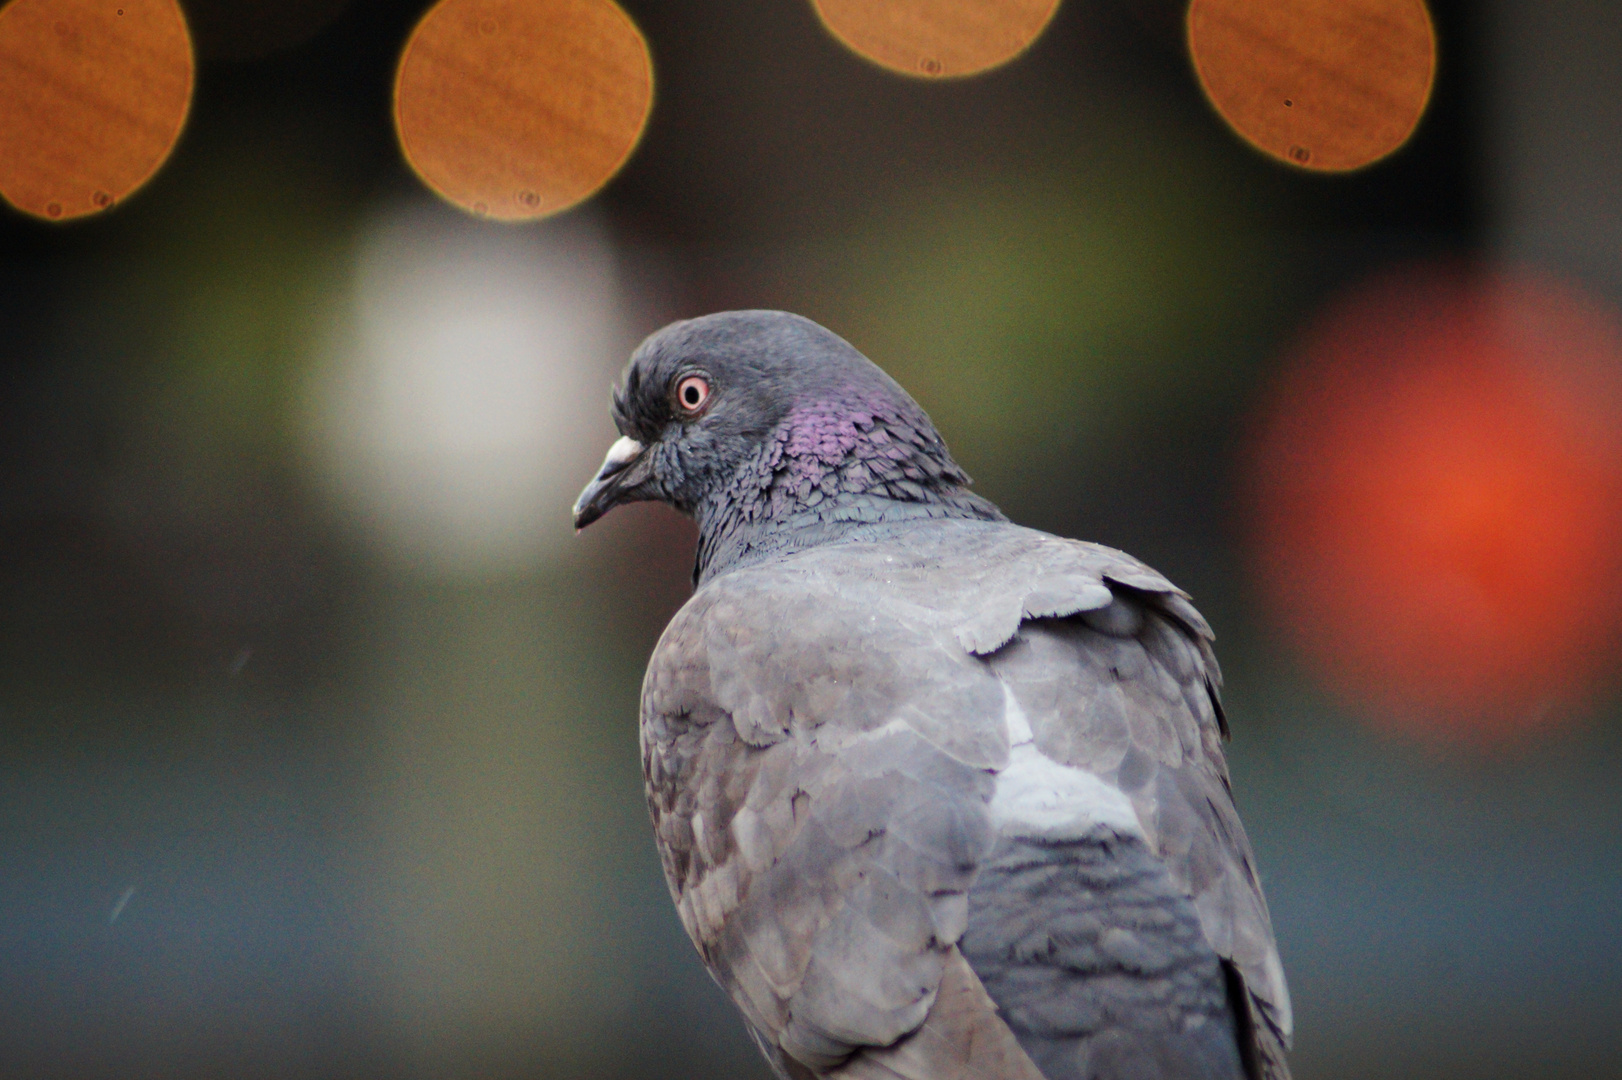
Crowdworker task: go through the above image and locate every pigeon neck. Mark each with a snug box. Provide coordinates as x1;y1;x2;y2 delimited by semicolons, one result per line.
691;397;1005;585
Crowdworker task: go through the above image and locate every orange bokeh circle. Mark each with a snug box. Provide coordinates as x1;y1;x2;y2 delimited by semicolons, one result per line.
811;0;1061;79
1187;0;1435;172
0;0;193;221
1244;263;1622;743
393;0;653;222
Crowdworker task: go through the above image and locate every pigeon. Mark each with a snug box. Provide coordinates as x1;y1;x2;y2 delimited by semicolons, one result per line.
573;311;1291;1080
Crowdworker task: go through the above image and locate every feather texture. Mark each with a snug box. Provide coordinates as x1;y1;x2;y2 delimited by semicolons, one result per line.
641;520;1290;1080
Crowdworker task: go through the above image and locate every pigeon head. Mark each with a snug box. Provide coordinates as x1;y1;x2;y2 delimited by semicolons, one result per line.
573;310;1003;582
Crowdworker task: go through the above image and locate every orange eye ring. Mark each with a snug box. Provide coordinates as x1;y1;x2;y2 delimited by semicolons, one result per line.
675;374;711;415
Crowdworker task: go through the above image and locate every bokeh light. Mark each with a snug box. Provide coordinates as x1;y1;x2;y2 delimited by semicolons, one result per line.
301;198;632;575
393;0;653;222
1244;262;1622;743
0;0;193;221
1187;0;1435;171
810;0;1061;79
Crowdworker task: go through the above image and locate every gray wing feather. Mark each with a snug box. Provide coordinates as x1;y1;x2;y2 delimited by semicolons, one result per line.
833;950;1048;1080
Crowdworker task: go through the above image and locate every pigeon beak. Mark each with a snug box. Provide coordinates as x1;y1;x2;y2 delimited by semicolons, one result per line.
573;436;647;530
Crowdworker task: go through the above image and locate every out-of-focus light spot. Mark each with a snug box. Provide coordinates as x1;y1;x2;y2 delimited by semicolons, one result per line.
0;0;193;221
182;0;349;61
392;0;652;222
811;0;1061;79
302;199;630;576
1187;0;1434;172
1244;263;1622;744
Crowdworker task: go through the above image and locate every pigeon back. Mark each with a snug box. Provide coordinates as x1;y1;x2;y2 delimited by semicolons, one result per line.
639;517;1290;1080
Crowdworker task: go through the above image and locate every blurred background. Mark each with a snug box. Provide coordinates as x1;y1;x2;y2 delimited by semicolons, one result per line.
2;0;1620;1078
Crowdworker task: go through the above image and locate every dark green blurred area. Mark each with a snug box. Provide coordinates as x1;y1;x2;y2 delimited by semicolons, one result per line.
2;1;1619;1079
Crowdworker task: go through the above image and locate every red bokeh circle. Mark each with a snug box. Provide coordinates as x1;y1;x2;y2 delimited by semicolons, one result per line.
1244;262;1622;743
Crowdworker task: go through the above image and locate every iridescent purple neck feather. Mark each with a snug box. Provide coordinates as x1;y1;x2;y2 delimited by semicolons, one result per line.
692;384;1004;585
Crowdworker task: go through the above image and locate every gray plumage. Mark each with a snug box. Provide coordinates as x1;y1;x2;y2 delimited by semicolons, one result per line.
574;312;1291;1080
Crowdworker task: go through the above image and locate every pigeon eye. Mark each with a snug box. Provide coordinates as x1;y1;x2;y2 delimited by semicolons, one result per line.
675;375;711;415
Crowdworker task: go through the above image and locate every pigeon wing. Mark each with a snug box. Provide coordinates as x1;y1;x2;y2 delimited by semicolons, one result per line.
961;534;1293;1080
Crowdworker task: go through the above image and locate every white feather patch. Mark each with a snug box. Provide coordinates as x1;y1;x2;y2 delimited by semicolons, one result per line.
992;684;1142;840
1002;683;1035;746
